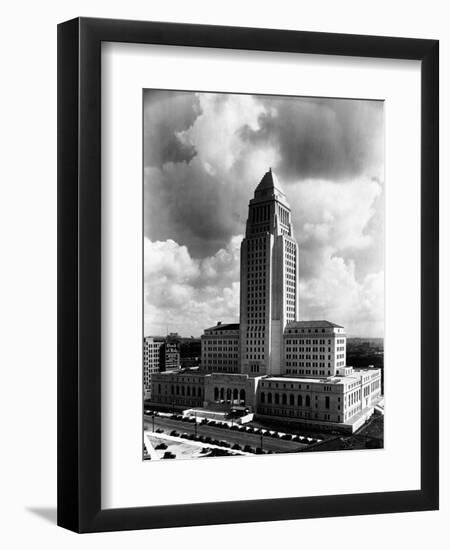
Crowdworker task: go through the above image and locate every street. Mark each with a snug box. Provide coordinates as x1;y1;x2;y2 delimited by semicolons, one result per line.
144;414;309;453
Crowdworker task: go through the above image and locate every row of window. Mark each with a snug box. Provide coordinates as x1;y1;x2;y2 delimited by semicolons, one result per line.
286;346;330;352
286;338;333;344
284;368;332;376
286;328;339;334
247;237;267;250
155;384;203;398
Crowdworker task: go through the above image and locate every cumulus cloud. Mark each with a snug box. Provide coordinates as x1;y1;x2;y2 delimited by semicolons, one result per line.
143;90;384;337
245;96;384;183
144;92;279;257
144;236;241;336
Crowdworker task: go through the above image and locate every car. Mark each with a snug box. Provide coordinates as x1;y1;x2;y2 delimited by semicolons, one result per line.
162;451;176;459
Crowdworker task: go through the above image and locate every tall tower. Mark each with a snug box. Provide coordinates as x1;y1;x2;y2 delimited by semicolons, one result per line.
239;169;299;376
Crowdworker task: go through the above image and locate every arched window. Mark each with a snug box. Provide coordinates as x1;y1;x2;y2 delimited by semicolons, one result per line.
220;388;224;400
275;393;280;405
187;386;191;396
233;388;239;400
214;387;219;401
239;389;246;403
289;394;295;406
176;385;180;395
298;394;303;407
260;392;265;404
282;394;287;405
268;392;272;404
306;395;310;407
181;386;185;396
226;388;232;401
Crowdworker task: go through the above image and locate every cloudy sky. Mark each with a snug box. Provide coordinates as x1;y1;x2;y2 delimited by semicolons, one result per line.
143;90;384;338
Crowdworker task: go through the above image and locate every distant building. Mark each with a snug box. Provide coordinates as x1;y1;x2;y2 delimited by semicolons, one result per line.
143;337;165;398
163;339;181;371
147;170;382;432
143;336;181;398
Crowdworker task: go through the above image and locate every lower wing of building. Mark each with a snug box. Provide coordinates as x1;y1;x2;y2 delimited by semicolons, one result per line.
147;321;383;433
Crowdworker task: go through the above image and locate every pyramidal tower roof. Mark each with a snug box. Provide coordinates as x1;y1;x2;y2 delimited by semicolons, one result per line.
252;168;289;207
256;168;285;195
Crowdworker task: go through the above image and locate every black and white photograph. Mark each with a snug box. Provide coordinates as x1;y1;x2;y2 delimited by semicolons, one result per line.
142;90;385;460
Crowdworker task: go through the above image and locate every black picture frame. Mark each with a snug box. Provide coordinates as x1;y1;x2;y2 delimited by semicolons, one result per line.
57;17;439;533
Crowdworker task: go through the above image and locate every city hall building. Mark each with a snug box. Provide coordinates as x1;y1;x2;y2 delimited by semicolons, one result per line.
148;169;382;433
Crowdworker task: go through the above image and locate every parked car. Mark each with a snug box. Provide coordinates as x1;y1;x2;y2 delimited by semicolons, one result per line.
162;451;176;459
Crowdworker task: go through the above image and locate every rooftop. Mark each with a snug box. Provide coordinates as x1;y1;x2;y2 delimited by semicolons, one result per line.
286;320;344;329
265;369;381;386
252;168;290;208
255;168;285;195
204;322;240;332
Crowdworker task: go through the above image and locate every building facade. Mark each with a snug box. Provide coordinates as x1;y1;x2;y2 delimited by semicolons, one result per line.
239;169;299;377
201;322;240;373
143;337;165;396
283;320;346;378
256;367;381;431
143;336;181;398
147;170;382;432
